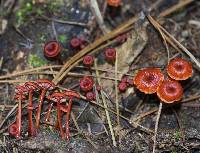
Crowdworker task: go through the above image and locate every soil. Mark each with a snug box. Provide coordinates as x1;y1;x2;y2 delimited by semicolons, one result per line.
0;0;200;153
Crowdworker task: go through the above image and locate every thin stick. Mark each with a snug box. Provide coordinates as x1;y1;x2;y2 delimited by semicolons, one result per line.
158;0;194;18
115;51;120;125
94;59;117;146
152;102;162;153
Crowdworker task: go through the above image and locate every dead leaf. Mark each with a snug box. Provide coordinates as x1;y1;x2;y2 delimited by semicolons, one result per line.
0;18;8;35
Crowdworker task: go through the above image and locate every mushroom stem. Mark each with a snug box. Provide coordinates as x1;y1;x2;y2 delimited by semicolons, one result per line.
44;102;54;124
27;90;35;136
66;98;73;141
57;99;65;139
16;98;22;139
36;89;47;128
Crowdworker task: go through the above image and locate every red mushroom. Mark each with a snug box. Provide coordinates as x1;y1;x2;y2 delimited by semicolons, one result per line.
133;68;164;94
118;82;127;92
167;58;193;80
79;76;94;92
86;91;95;101
157;79;183;103
35;79;55;128
8;123;18;137
70;37;81;49
24;82;38;137
105;48;116;63
83;55;94;67
14;85;27;139
44;41;61;58
107;0;121;7
47;92;67;139
63;90;80;141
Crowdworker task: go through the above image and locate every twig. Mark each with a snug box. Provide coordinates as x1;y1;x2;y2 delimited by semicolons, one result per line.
39;15;87;27
88;0;109;34
152;102;162;153
114;51;120;126
94;59;117;146
158;0;194;18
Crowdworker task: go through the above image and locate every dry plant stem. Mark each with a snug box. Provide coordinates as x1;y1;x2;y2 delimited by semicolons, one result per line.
66;98;73;141
148;15;200;69
115;52;120;126
36;89;47;128
152;102;162;153
52;15;138;84
158;0;194;18
94;60;117;147
88;0;109;34
39;15;87;27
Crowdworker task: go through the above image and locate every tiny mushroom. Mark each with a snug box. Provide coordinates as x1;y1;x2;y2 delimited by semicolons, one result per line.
35;79;55;128
105;48;116;63
44;41;61;58
70;37;81;49
8;123;18;137
83;55;94;67
134;68;164;94
157;79;183;103
14;85;27;139
167;58;193;80
86;91;95;101
24;82;38;136
118;82;127;92
107;0;121;7
79;76;94;92
47;92;67;139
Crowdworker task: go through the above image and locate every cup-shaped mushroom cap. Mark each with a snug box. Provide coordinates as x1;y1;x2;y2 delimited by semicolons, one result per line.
47;92;67;103
134;68;164;94
36;79;55;90
8;123;18;137
24;82;38;91
15;85;27;94
157;79;183;103
64;90;80;99
14;94;26;100
44;41;61;58
79;76;94;92
107;0;121;7
167;58;192;80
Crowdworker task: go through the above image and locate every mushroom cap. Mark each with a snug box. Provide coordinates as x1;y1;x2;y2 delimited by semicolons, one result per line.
167;58;192;80
64;90;80;99
107;0;121;7
24;82;38;91
157;79;183;103
105;48;116;62
83;55;94;66
86;91;95;101
70;37;81;48
14;94;26;100
15;85;27;94
79;76;94;92
133;68;164;94
118;82;127;92
8;123;18;137
44;41;61;58
47;92;66;103
36;79;55;90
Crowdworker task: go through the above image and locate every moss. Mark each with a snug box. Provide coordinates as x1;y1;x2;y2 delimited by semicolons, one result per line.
28;54;46;67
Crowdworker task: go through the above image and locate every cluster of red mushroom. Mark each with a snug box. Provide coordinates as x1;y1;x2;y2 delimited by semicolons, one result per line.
133;58;193;103
9;79;80;142
79;76;96;101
